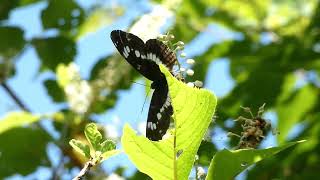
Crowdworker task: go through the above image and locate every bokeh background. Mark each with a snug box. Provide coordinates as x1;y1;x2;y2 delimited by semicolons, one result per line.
0;0;319;179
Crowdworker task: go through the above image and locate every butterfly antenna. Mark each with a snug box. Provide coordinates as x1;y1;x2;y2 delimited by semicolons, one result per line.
140;88;150;114
130;80;150;87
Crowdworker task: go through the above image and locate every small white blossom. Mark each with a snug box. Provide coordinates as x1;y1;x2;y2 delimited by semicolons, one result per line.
177;41;184;46
158;34;167;40
168;34;175;39
106;173;124;180
180;52;187;58
187;82;195;87
197;167;206;179
194;80;203;88
180;67;186;72
186;58;195;65
186;69;194;76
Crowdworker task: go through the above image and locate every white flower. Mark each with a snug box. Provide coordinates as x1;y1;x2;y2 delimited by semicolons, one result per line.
186;58;195;65
106;173;124;180
179;67;186;72
187;82;194;87
186;69;194;76
194;80;203;88
130;6;173;41
177;41;184;46
197;167;206;179
180;52;187;58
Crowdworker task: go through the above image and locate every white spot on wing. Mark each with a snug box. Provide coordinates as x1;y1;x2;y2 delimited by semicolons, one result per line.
148;122;152;130
123;47;129;58
125;46;130;53
153;123;157;130
135;50;140;57
157;113;162;120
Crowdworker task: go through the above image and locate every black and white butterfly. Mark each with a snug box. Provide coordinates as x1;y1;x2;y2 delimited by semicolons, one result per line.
110;30;177;141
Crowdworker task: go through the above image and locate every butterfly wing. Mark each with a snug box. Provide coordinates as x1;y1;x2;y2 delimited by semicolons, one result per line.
110;30;162;81
145;39;177;71
146;77;173;141
110;30;176;141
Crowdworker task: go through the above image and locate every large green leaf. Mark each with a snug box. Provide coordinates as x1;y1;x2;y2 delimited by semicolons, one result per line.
122;64;217;179
41;0;84;31
44;79;65;102
276;85;318;142
0;127;51;178
206;141;304;180
0;112;40;134
0;26;25;58
32;36;76;71
0;0;18;21
76;6;124;40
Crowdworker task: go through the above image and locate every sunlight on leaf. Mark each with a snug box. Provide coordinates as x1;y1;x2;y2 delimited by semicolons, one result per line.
276;85;318;142
100;139;116;153
69;139;91;159
101;150;122;162
122;64;217;179
76;7;124;40
0;112;40;134
206;140;305;180
85;123;103;151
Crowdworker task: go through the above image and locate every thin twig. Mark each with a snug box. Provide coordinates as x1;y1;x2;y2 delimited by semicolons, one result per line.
72;160;94;180
1;82;31;112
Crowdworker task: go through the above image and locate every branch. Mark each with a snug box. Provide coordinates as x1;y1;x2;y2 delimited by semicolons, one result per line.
72;160;94;180
1;82;31;112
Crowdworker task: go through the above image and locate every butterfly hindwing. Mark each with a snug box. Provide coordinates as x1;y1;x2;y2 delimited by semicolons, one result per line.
146;77;173;141
145;39;177;71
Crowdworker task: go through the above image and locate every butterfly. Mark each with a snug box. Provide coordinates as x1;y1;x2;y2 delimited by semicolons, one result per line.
110;30;177;141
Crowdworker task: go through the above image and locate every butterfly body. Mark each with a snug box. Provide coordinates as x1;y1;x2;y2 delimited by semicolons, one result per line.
110;30;176;141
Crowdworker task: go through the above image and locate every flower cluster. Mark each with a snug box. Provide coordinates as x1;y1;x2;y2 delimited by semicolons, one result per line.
61;63;93;114
157;33;203;88
228;103;272;149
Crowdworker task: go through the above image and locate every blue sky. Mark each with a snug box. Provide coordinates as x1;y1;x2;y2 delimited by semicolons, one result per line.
1;0;280;179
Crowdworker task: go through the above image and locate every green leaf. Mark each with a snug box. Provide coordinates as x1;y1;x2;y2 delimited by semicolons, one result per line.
41;0;84;31
84;123;103;151
100;139;116;153
69;139;91;158
44;79;65;102
0;0;18;21
0;127;51;178
32;36;76;71
101;150;121;162
76;7;124;40
0;26;25;58
276;85;318;142
122;64;217;179
206;141;305;180
0;112;40;134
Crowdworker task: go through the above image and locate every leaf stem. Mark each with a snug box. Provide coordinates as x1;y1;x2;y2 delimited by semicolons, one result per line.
72;159;94;180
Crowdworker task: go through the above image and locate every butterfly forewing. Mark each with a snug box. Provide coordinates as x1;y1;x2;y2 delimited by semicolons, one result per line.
110;30;162;81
